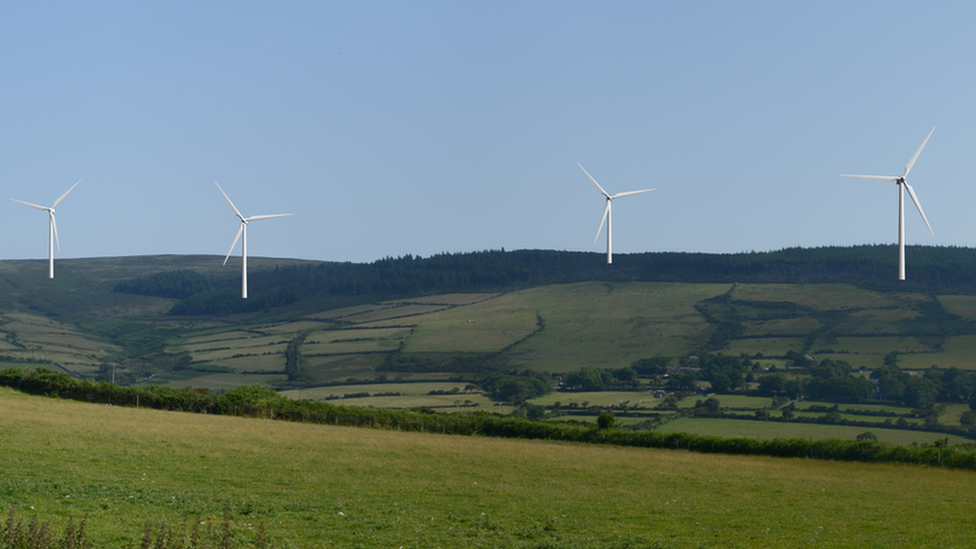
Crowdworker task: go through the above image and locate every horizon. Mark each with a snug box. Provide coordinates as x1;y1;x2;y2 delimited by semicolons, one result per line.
0;242;966;268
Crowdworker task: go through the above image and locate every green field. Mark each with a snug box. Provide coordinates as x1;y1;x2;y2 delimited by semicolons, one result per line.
530;390;661;409
938;294;976;321
502;282;729;372
657;417;969;445
0;313;121;375
4;387;976;548
6;256;976;446
730;283;911;311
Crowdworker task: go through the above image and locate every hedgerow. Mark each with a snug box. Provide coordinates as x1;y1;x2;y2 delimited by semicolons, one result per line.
2;368;974;471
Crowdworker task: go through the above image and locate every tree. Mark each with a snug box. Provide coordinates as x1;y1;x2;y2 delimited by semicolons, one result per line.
758;374;785;396
666;371;698;393
960;411;976;426
564;369;609;391
631;356;671;376
856;431;877;441
597;411;616;430
524;404;546;420
612;367;639;386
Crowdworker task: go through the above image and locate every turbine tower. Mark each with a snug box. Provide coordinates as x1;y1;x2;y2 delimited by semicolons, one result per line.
215;182;291;299
11;180;81;279
578;163;654;264
841;127;935;281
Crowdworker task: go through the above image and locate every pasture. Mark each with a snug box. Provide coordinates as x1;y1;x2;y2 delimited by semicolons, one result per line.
657;417;970;445
938;294;976;321
730;283;911;311
0;313;120;375
897;335;976;370
2;387;976;548
278;381;490;411
503;282;729;372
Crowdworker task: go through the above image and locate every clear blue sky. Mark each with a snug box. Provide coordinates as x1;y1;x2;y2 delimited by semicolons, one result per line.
2;1;974;264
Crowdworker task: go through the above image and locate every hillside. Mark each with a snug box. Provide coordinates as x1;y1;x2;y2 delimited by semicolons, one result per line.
1;246;976;393
2;386;976;547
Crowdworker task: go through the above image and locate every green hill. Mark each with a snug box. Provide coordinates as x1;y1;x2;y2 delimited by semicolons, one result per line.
2;247;976;404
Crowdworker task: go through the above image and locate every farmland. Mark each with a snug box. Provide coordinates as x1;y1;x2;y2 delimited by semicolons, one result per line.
0;251;975;446
2;386;976;548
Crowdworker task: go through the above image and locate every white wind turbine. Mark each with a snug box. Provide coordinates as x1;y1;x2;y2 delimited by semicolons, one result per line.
841;127;935;281
215;182;291;299
578;163;654;264
11;180;81;279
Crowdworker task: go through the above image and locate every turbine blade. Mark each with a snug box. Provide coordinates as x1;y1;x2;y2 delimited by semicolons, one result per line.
594;201;610;243
223;223;244;265
246;213;292;222
215;182;244;220
904;182;934;235
904;127;935;178
11;198;48;211
611;188;655;199
839;174;899;182
51;179;81;208
578;163;611;198
51;213;60;251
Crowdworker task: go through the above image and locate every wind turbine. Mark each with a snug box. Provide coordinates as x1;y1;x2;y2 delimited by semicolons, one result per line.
841;127;935;281
215;182;291;299
578;163;654;264
11;180;81;279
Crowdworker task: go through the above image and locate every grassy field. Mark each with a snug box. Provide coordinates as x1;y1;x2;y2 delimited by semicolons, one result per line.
143;371;287;390
0;313;121;375
657;417;971;445
3;387;976;548
938;294;976;321
896;335;976;370
501;282;728;372
7;256;976;447
730;283;912;311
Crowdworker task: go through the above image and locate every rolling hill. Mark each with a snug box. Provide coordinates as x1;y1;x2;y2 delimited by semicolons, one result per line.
1;246;976;393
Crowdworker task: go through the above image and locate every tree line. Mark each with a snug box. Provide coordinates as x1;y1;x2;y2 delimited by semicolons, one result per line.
112;245;976;316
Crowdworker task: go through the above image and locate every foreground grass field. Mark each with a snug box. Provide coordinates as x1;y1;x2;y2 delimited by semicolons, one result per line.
1;387;975;548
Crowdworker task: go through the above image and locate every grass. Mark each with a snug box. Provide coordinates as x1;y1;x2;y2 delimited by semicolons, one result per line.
740;316;822;336
730;283;911;311
724;337;806;356
138;372;286;390
656;417;971;445
506;282;728;372
4;388;976;547
938;294;976;321
0;313;121;375
809;336;933;354
530;390;661;409
675;394;778;409
393;295;541;353
895;335;976;370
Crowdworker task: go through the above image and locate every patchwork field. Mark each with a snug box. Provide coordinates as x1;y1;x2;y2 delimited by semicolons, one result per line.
0;313;121;375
